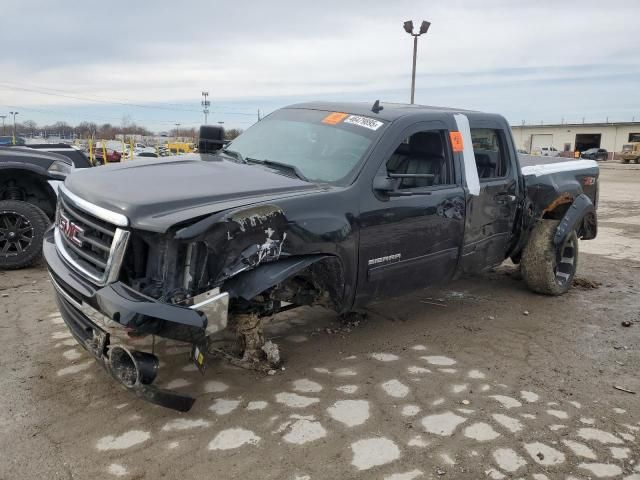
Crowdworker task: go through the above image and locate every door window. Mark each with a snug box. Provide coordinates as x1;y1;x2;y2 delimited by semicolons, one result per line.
470;128;508;180
386;130;453;189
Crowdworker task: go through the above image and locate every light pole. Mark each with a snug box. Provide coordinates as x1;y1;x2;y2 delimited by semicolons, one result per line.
0;115;6;135
201;91;210;125
403;20;431;104
9;111;18;144
175;123;180;139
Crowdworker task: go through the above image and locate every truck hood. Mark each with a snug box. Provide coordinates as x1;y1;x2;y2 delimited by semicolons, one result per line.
64;154;321;232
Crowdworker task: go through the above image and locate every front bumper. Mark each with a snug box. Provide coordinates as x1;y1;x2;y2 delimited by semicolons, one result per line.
43;228;227;411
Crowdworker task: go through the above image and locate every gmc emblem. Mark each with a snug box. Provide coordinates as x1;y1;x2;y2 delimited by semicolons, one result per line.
58;213;84;247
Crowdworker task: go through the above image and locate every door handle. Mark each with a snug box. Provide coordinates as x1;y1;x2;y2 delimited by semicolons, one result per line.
494;193;516;204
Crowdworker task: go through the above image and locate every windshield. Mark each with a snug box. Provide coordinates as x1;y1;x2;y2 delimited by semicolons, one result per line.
224;108;386;184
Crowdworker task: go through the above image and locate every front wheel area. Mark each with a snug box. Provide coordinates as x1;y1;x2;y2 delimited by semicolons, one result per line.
0;200;50;270
520;219;579;296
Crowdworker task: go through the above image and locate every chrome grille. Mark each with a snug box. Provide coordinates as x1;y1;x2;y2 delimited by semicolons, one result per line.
55;185;130;286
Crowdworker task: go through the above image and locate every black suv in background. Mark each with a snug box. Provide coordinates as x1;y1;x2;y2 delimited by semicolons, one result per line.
0;147;72;269
26;144;93;168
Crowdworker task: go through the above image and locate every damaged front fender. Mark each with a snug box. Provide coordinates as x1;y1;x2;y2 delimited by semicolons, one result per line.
175;203;290;285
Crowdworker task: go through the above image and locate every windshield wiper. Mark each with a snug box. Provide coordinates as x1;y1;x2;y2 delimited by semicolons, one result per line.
246;158;309;182
219;149;246;163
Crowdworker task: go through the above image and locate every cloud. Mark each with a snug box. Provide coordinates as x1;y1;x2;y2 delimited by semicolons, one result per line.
1;0;638;130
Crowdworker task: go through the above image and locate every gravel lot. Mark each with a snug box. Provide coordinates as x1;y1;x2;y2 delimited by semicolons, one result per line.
1;162;639;480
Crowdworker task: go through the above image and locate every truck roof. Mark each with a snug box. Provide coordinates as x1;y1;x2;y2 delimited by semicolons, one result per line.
286;101;489;122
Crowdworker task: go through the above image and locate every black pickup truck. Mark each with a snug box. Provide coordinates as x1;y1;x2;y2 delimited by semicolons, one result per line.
43;102;598;411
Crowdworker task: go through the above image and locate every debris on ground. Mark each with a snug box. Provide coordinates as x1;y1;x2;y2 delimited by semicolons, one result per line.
621;320;632;327
523;310;530;316
420;300;447;308
461;325;482;333
572;277;601;289
262;341;281;366
613;385;636;394
446;291;465;300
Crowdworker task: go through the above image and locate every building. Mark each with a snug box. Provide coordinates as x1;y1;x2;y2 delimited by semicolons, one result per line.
510;121;640;154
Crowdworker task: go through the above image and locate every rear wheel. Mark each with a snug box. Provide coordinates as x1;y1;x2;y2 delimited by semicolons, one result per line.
521;219;578;295
0;200;50;270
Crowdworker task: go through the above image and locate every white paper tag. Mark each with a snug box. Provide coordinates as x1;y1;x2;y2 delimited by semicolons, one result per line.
344;115;384;131
453;113;480;196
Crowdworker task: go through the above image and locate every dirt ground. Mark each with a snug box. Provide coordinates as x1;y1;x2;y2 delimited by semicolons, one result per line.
1;162;639;480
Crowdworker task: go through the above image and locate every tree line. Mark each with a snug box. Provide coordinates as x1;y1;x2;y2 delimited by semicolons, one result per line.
2;118;243;140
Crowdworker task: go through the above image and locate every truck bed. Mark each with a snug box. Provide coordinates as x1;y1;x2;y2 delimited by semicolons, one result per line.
518;154;584;167
518;155;599;178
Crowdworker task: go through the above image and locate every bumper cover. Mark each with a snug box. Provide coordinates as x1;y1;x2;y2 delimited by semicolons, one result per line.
53;289;195;411
43;228;228;411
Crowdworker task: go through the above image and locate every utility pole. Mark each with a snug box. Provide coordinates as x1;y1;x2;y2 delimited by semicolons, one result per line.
175;123;180;139
9;111;18;144
258;109;261;121
403;20;431;104
201;91;210;125
0;115;6;135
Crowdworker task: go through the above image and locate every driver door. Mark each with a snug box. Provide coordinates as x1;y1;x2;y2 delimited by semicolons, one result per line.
355;122;466;304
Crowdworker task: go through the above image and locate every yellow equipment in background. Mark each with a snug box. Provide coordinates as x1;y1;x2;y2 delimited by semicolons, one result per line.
166;142;194;154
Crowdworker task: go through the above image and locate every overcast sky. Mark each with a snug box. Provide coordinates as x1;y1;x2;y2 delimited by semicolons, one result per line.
2;0;638;132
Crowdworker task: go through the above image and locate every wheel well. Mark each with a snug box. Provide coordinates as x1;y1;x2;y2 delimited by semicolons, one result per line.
227;256;347;315
0;169;57;219
542;193;573;220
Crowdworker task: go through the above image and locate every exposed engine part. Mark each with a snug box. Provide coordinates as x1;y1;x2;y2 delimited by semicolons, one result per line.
203;312;281;372
235;312;265;363
1;183;25;201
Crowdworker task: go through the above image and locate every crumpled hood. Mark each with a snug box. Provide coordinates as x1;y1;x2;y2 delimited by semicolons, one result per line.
64;154;320;232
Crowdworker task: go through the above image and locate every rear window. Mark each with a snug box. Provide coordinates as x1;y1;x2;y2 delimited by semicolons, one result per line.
471;128;508;179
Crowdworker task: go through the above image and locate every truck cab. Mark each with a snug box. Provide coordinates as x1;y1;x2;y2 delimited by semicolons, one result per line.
353;108;520;304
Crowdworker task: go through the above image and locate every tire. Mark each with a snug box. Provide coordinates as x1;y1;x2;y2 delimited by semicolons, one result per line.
0;200;50;270
622;159;630;164
521;219;578;296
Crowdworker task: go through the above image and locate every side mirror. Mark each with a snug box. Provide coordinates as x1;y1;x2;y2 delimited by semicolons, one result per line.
373;175;396;194
373;172;435;198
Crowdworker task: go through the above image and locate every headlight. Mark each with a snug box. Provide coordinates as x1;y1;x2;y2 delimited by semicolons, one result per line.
47;160;72;176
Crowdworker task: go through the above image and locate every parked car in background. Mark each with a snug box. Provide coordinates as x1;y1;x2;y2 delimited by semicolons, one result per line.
537;146;560;157
580;148;608;161
93;148;122;163
0;136;26;146
621;143;640;164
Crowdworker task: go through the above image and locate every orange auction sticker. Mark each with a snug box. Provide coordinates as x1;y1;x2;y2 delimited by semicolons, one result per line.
449;131;464;152
322;112;349;125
